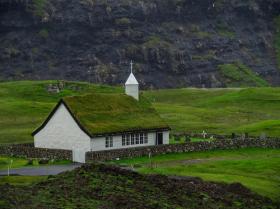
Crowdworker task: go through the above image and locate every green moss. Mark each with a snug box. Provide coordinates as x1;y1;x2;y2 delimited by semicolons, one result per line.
30;0;48;17
218;62;269;87
143;36;171;48
115;17;131;25
38;28;49;39
192;51;216;61
216;21;235;38
275;16;280;70
189;24;213;38
63;93;169;135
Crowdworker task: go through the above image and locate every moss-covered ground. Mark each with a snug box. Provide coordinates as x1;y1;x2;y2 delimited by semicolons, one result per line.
63;93;168;135
0;163;278;209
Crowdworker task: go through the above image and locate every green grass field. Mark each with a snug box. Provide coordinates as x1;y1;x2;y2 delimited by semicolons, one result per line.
113;148;280;201
0;81;121;144
143;87;280;136
0;156;71;170
0;176;47;186
1;81;280;144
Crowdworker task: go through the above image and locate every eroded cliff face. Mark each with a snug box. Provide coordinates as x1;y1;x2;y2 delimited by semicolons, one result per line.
0;0;280;88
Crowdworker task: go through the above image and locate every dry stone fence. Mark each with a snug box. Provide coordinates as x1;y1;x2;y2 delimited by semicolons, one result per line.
0;143;72;160
85;138;280;162
0;138;279;162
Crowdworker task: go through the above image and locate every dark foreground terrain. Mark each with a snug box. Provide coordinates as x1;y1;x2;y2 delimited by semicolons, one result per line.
0;164;278;209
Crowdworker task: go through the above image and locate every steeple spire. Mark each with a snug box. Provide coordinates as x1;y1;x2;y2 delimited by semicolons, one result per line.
125;61;139;100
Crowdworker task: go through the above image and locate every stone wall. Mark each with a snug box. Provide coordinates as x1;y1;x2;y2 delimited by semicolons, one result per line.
0;144;72;160
86;138;280;162
1;138;279;162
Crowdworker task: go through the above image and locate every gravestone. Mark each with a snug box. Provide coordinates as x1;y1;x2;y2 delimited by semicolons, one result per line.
260;133;266;140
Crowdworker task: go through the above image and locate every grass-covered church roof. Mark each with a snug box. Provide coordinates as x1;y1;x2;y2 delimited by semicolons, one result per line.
33;93;170;137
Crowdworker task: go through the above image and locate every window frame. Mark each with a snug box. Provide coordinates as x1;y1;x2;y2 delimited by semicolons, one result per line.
105;136;113;148
122;135;125;146
144;133;148;144
131;134;135;145
135;134;140;144
126;134;130;145
140;133;144;144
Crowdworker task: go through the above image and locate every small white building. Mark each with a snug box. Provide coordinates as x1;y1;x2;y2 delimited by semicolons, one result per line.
32;63;170;163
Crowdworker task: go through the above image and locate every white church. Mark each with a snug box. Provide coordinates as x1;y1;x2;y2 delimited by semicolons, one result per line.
32;62;170;163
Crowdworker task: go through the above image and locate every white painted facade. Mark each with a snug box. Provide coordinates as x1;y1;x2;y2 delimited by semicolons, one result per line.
90;131;169;151
125;83;139;100
34;103;91;152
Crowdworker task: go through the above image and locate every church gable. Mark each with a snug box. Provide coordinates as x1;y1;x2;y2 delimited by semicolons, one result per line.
32;100;91;138
33;102;91;151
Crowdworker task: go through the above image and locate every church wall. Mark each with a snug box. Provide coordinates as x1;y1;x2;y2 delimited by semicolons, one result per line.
125;84;139;100
90;131;169;151
34;103;91;152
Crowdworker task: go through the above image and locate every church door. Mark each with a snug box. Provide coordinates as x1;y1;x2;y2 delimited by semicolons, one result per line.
156;132;163;145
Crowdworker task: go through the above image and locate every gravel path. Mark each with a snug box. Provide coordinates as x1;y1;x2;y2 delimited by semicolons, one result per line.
0;164;81;176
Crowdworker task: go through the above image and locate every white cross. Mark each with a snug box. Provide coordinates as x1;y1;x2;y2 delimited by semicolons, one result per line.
130;60;133;73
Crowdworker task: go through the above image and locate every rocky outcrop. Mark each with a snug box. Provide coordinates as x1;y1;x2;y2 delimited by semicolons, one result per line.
0;0;280;88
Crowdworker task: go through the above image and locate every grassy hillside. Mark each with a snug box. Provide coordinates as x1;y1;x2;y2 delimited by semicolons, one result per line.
144;87;280;136
114;148;280;201
1;81;280;144
0;81;121;144
0;163;278;209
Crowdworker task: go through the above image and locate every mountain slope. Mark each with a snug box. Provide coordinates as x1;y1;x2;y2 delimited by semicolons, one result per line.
0;0;280;88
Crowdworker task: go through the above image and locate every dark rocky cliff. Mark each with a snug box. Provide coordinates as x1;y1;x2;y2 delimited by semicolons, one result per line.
0;0;280;88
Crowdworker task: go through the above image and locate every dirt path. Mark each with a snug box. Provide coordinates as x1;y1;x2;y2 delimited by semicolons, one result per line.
0;164;81;176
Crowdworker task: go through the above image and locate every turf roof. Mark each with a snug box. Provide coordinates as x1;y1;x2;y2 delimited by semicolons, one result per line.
56;93;169;136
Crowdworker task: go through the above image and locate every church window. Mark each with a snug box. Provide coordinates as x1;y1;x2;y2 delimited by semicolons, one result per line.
126;134;130;145
131;134;135;145
144;133;148;143
122;135;125;146
140;133;144;144
136;134;139;144
105;136;113;148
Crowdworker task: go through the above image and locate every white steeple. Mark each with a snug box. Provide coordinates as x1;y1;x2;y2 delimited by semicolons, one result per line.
125;61;139;100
